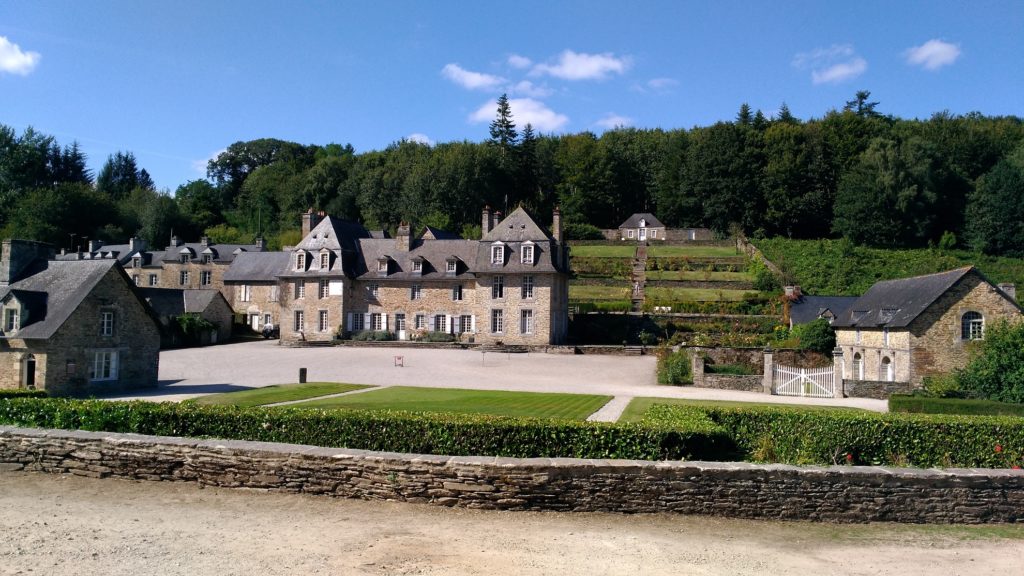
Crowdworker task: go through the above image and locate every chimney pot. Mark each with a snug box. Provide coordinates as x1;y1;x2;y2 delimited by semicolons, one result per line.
998;283;1016;301
481;205;493;238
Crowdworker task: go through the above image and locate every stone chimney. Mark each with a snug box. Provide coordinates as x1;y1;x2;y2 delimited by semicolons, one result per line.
128;237;146;252
254;237;266;251
1;239;55;286
169;234;182;248
200;236;210;247
998;283;1016;301
301;208;324;238
494;210;503;226
481;205;493;238
88;239;103;253
396;222;411;251
552;206;563;243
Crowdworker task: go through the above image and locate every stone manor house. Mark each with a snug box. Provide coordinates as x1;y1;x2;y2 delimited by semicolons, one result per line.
224;206;571;345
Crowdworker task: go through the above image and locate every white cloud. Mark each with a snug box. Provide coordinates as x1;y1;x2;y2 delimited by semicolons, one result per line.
647;77;678;90
441;63;506;90
531;50;631;81
793;44;867;85
406;133;434;146
905;39;961;70
811;58;867;84
508;54;532;69
0;36;41;75
469;98;569;131
509;80;553;98
594;114;634;129
191;149;226;175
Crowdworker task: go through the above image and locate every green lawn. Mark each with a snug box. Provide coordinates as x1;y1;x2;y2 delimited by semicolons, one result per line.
646;245;739;258
297;386;613;420
570;245;637;258
569;284;631;300
193;382;373;407
618;397;861;423
644;286;756;301
645;270;753;282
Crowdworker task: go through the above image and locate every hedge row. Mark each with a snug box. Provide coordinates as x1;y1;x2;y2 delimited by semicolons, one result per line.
890;395;1024;417
0;398;730;461
0;390;47;400
647;404;1024;468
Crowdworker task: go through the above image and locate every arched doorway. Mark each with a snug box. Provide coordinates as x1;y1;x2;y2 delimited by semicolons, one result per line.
881;357;893;382
22;354;36;389
853;353;863;380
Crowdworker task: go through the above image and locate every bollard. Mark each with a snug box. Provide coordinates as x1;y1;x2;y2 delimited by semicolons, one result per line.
299;367;307;383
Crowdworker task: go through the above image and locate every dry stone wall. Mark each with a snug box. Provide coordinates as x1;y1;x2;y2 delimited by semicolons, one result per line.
2;426;1022;524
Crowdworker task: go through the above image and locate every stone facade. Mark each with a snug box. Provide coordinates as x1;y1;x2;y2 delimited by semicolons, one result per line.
3;426;1022;524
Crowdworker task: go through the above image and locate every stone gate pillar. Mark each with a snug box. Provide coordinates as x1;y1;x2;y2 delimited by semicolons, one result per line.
762;347;773;395
832;346;844;398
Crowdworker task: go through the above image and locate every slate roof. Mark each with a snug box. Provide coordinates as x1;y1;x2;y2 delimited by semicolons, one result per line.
223;252;291;282
54;243;149;266
619;213;665;229
483;207;554;243
137;288;224;317
155;242;263;264
789;295;858;326
832;267;1007;329
0;259;116;340
421;226;461;240
354;238;479;281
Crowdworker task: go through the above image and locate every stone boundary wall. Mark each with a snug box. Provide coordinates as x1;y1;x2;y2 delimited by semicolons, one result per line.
2;426;1021;523
844;379;915;400
700;374;763;392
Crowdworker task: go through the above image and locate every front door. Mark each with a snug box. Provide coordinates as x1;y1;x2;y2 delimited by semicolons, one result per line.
395;313;406;340
250;314;260;330
638;228;646;241
23;355;36;389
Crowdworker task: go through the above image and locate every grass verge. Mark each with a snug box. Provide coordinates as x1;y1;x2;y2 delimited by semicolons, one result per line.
647;245;739;258
193;382;373;407
618;397;861;423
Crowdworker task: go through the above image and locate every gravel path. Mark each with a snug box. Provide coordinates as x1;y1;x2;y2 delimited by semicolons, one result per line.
2;471;1021;576
103;341;886;414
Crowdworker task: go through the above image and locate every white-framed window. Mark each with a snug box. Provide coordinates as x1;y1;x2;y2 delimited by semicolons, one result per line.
295;280;305;299
522;276;534;299
90;350;118;381
627;229;634;239
491;244;504;264
369;283;379;298
132;275;140;286
492;276;504;299
318;310;330;332
853;353;863;380
240;285;251;302
320;252;330;270
319;279;329;299
293;310;305;332
521;244;534;264
270;286;279;302
410;285;422;300
490;309;504;334
414;314;426;330
412;260;423;273
459;314;473;333
179;271;189;286
4;308;20;331
962;311;984;340
452;284;463;301
263;313;272;327
179;254;189;264
132;256;142;268
520;309;534;334
377;259;389;273
200;270;212;286
650;229;657;239
202;254;213;264
371;313;383;331
148;274;158;287
296;252;306;270
446;259;457;274
395;313;406;331
434;314;447;333
100;311;115;336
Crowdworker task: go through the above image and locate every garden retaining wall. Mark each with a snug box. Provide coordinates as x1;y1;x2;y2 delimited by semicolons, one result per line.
1;426;1021;524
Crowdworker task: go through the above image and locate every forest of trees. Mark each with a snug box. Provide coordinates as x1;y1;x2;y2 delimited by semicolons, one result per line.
2;91;1024;255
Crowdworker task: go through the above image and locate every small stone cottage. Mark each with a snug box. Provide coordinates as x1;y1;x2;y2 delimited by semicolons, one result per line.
832;267;1021;387
0;239;162;395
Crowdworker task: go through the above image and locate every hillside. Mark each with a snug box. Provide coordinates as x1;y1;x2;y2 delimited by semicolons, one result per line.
755;238;1024;296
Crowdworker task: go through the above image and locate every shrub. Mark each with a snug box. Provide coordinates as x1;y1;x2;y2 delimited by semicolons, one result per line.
921;373;966;398
657;349;692;385
791;318;836;355
889;395;1024;417
956;320;1024;404
419;331;456;343
0;390;47;400
564;222;605;241
351;331;396;341
0;397;729;461
749;258;779;292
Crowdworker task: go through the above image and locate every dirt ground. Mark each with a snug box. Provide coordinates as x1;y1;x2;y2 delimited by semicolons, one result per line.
2;471;1022;576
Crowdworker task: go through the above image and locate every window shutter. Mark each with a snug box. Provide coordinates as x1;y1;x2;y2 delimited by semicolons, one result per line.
470;315;476;333
346;313;353;331
364;313;371;330
382;314;389;331
447;315;453;333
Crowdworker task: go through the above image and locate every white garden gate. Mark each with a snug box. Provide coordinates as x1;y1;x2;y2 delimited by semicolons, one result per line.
772;364;835;398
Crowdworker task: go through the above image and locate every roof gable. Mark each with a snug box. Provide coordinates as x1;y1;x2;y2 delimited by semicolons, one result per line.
619;213;665;229
482;207;553;242
0;260;118;339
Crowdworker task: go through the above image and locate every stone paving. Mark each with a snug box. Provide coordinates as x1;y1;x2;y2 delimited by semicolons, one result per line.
104;340;887;419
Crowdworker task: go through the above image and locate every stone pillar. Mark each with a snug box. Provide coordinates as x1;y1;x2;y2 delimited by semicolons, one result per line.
832;346;844;398
690;351;704;387
762;347;773;394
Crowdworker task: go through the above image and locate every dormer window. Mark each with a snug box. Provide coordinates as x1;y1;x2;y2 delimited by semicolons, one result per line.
446;259;457;274
412;259;423;274
377;257;389;275
491;243;504;265
3;307;19;332
132;256;142;268
179;254;189;264
320;252;330;270
521;243;534;264
296;252;306;270
202;254;212;264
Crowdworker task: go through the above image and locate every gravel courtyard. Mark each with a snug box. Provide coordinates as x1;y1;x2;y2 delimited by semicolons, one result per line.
104;340;886;415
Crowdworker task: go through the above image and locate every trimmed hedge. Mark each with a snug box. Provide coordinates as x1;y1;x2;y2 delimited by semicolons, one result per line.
0;390;47;400
890;395;1024;417
0;398;731;461
646;404;1024;468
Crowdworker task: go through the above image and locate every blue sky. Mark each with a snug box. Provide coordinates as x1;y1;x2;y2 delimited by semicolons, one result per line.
2;1;1022;191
